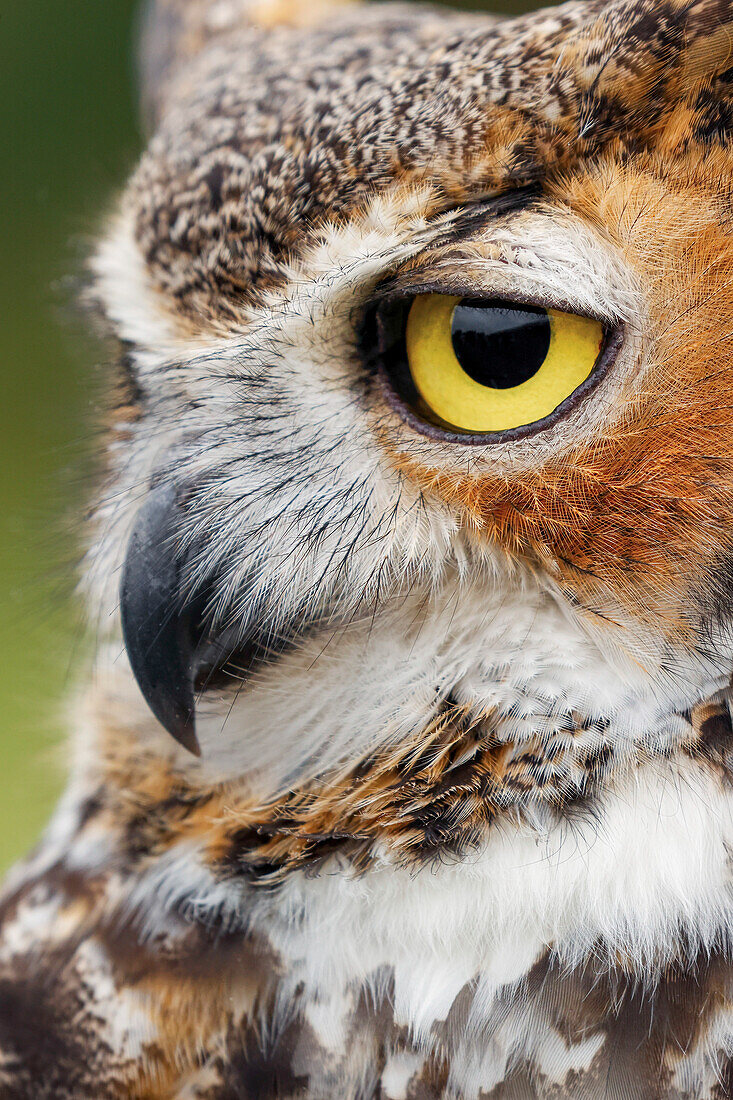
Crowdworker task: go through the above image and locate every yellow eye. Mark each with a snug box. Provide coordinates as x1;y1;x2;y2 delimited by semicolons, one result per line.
403;294;605;434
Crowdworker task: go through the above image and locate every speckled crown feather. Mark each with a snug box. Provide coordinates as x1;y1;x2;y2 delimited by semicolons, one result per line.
131;0;733;322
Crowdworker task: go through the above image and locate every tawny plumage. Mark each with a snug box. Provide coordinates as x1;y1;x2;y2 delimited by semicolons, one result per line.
3;0;733;1096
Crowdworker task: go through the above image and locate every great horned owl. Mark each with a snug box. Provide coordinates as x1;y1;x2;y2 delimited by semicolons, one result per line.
2;0;733;1096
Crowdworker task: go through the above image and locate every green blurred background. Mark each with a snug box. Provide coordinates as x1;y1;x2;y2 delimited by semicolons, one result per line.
0;0;546;871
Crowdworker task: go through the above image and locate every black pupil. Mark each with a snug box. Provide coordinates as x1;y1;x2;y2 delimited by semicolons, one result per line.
450;298;551;389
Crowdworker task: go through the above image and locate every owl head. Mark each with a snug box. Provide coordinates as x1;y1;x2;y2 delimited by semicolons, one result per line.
88;0;733;851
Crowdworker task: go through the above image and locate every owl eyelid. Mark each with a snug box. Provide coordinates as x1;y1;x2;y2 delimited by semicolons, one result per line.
364;280;609;329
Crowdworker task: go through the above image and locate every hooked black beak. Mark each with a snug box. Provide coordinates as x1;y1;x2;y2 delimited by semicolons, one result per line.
120;483;211;756
121;484;325;755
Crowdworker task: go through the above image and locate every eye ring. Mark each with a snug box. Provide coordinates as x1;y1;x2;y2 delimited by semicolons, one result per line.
368;293;624;446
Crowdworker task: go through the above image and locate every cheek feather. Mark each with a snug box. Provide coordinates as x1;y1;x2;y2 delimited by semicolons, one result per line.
385;149;733;629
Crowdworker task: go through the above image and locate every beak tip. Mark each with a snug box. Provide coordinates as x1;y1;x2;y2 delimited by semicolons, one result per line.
173;717;202;757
